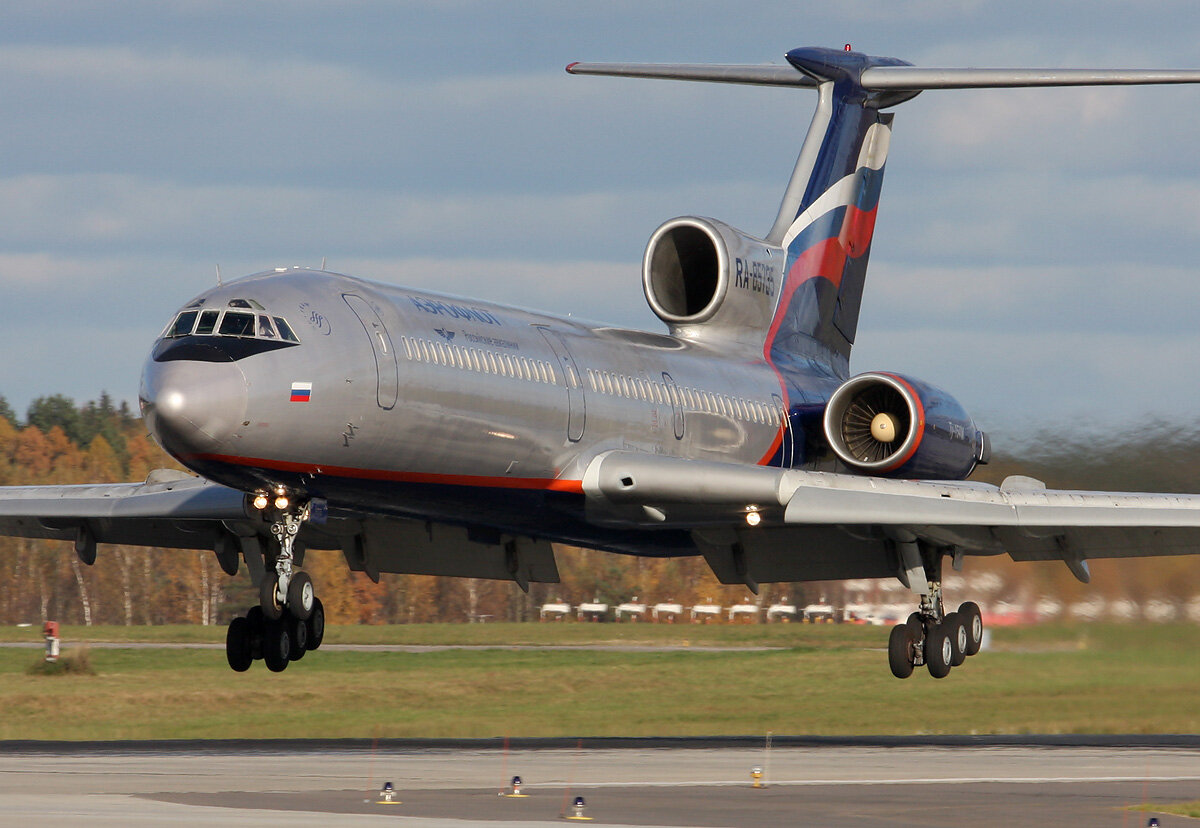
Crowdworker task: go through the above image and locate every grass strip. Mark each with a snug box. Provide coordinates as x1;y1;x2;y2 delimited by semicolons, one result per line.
0;623;1196;740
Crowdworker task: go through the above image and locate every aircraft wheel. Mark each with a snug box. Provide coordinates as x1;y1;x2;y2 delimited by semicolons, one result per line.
945;611;967;667
245;605;265;660
262;619;290;673
959;601;984;656
287;571;314;621
906;611;923;639
888;623;916;679
925;624;952;679
260;573;284;621
287;612;308;661
306;597;325;651
225;616;252;672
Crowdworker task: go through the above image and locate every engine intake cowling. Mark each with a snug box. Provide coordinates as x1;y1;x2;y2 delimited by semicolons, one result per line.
643;217;782;350
823;372;988;480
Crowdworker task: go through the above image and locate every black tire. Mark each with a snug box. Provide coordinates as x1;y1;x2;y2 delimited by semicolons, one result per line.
945;611;967;667
925;624;952;679
260;573;284;621
262;619;290;672
287;612;308;661
287;571;314;621
306;597;325;651
225;616;252;672
959;601;984;656
888;623;915;679
906;611;924;640
245;605;265;660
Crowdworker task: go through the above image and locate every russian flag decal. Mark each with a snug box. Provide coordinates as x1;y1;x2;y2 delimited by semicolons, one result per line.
290;382;312;402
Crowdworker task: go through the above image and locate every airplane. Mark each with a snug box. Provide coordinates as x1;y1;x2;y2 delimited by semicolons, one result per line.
3;45;1200;679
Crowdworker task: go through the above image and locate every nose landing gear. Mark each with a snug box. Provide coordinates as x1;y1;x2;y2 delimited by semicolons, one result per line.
225;495;327;673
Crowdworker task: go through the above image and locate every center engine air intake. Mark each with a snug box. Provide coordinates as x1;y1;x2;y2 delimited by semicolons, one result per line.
642;217;781;349
823;372;989;480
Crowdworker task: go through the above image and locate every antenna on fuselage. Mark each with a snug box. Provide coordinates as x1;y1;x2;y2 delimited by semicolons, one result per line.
215;264;223;286
321;256;327;270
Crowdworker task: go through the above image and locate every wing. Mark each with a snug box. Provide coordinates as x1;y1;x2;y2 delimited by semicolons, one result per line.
0;469;560;586
582;451;1200;586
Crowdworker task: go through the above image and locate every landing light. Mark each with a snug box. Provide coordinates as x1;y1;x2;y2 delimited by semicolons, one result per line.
745;509;762;527
252;494;269;510
274;495;290;510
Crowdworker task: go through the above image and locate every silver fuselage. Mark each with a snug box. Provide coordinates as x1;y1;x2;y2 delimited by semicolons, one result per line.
140;268;839;556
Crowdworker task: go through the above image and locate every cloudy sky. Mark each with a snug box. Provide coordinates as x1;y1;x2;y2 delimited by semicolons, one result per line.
1;1;1198;444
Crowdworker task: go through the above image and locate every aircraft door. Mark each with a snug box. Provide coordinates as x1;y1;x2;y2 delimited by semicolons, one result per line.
343;294;399;410
662;372;685;440
773;393;795;467
536;327;586;442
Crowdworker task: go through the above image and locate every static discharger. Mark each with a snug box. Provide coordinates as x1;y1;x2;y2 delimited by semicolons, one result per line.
506;775;529;798
375;781;400;805
565;795;591;821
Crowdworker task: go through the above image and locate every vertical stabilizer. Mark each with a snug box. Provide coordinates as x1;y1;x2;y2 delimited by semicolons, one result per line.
763;48;912;373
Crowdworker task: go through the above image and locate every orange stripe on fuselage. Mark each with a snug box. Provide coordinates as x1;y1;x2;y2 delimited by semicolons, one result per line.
189;453;586;494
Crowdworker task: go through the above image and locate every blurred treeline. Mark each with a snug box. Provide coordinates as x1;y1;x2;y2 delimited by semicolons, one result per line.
0;394;1196;626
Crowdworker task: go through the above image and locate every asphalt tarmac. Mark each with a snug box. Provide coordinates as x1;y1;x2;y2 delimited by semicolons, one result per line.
1;739;1197;826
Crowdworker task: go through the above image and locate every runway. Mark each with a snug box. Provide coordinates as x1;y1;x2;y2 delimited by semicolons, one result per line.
1;739;1196;826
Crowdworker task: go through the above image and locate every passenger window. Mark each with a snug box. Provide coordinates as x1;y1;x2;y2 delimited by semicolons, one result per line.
167;311;198;338
257;315;277;338
218;311;256;337
195;310;220;335
273;317;300;343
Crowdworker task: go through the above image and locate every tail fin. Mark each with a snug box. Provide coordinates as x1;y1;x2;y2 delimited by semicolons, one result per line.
568;49;1200;368
762;48;910;369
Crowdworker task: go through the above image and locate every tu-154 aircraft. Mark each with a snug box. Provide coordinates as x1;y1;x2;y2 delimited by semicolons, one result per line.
4;45;1200;679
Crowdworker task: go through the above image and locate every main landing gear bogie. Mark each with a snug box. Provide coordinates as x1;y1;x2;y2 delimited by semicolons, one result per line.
226;593;325;673
888;601;986;680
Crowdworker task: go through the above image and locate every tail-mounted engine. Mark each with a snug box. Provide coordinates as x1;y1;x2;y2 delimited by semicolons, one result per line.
643;217;782;351
823;372;989;480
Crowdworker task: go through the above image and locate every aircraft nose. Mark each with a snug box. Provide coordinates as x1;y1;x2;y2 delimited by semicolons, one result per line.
140;357;248;457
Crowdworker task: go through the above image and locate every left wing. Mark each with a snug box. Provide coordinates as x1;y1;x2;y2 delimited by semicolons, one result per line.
582;451;1200;586
0;469;559;586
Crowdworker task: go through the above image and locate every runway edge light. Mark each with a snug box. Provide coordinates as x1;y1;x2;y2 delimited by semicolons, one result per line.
375;781;401;805
565;795;592;821
506;775;529;797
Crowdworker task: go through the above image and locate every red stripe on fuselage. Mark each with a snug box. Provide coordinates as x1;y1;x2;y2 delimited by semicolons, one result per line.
189;452;586;494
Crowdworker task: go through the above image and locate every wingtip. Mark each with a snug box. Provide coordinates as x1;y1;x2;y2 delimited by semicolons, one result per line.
565;62;580;74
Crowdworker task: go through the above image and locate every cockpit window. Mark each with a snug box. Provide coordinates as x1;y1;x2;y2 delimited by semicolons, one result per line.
167;311;198;338
158;306;300;345
195;309;220;335
273;316;299;343
218;311;256;337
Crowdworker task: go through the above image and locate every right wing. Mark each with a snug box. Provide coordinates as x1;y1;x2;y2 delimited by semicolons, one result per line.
582;451;1200;585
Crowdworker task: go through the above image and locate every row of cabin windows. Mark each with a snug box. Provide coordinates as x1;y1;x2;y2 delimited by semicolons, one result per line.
400;336;558;385
586;368;781;426
162;309;300;343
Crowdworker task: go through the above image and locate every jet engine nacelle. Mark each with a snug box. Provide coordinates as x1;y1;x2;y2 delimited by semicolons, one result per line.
823;372;989;480
643;217;782;350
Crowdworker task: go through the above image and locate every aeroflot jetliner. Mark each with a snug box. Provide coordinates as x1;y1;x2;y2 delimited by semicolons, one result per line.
4;46;1200;679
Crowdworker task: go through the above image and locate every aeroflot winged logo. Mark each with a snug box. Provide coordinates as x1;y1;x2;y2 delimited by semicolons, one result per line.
290;382;312;402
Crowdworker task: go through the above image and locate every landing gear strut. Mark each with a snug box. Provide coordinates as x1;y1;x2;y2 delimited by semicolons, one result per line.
224;496;327;672
887;544;985;679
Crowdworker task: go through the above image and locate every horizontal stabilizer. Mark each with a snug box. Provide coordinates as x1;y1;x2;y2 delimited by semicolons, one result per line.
566;62;815;87
860;66;1200;90
567;61;1200;92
